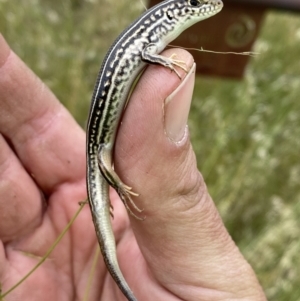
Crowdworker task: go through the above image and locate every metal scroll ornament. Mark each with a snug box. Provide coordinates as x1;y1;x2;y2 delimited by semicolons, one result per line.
225;15;256;48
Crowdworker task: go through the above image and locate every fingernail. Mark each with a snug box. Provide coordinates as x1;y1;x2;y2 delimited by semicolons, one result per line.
0;34;11;68
164;63;196;143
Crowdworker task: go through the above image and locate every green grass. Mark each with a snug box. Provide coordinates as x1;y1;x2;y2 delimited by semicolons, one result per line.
1;0;300;300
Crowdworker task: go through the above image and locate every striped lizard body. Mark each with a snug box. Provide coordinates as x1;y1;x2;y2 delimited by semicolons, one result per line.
86;1;223;300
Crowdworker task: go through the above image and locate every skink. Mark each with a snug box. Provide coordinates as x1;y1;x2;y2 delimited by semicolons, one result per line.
86;0;223;300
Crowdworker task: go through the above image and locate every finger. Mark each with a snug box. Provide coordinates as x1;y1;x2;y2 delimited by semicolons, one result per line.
115;48;265;299
0;135;43;242
0;34;85;195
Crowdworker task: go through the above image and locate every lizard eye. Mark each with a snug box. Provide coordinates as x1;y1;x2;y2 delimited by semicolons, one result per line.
189;0;199;6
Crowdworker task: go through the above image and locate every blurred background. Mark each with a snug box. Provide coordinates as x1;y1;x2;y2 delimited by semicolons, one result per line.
1;0;300;299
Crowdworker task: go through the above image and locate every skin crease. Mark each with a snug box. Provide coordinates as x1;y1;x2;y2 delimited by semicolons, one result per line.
0;34;267;301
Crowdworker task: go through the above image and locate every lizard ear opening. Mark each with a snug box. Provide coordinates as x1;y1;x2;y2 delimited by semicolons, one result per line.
166;11;173;20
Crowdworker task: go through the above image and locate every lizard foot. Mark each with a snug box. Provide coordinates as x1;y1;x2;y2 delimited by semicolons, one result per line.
116;183;145;221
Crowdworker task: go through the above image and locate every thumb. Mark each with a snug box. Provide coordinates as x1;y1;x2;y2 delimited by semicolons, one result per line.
115;48;265;300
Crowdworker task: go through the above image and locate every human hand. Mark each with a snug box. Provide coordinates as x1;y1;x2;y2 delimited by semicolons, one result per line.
0;34;266;300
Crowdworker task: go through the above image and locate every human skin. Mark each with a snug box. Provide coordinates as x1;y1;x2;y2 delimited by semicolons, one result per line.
0;34;266;300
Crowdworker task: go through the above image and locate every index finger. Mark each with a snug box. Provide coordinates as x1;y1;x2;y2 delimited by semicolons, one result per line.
0;34;86;194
